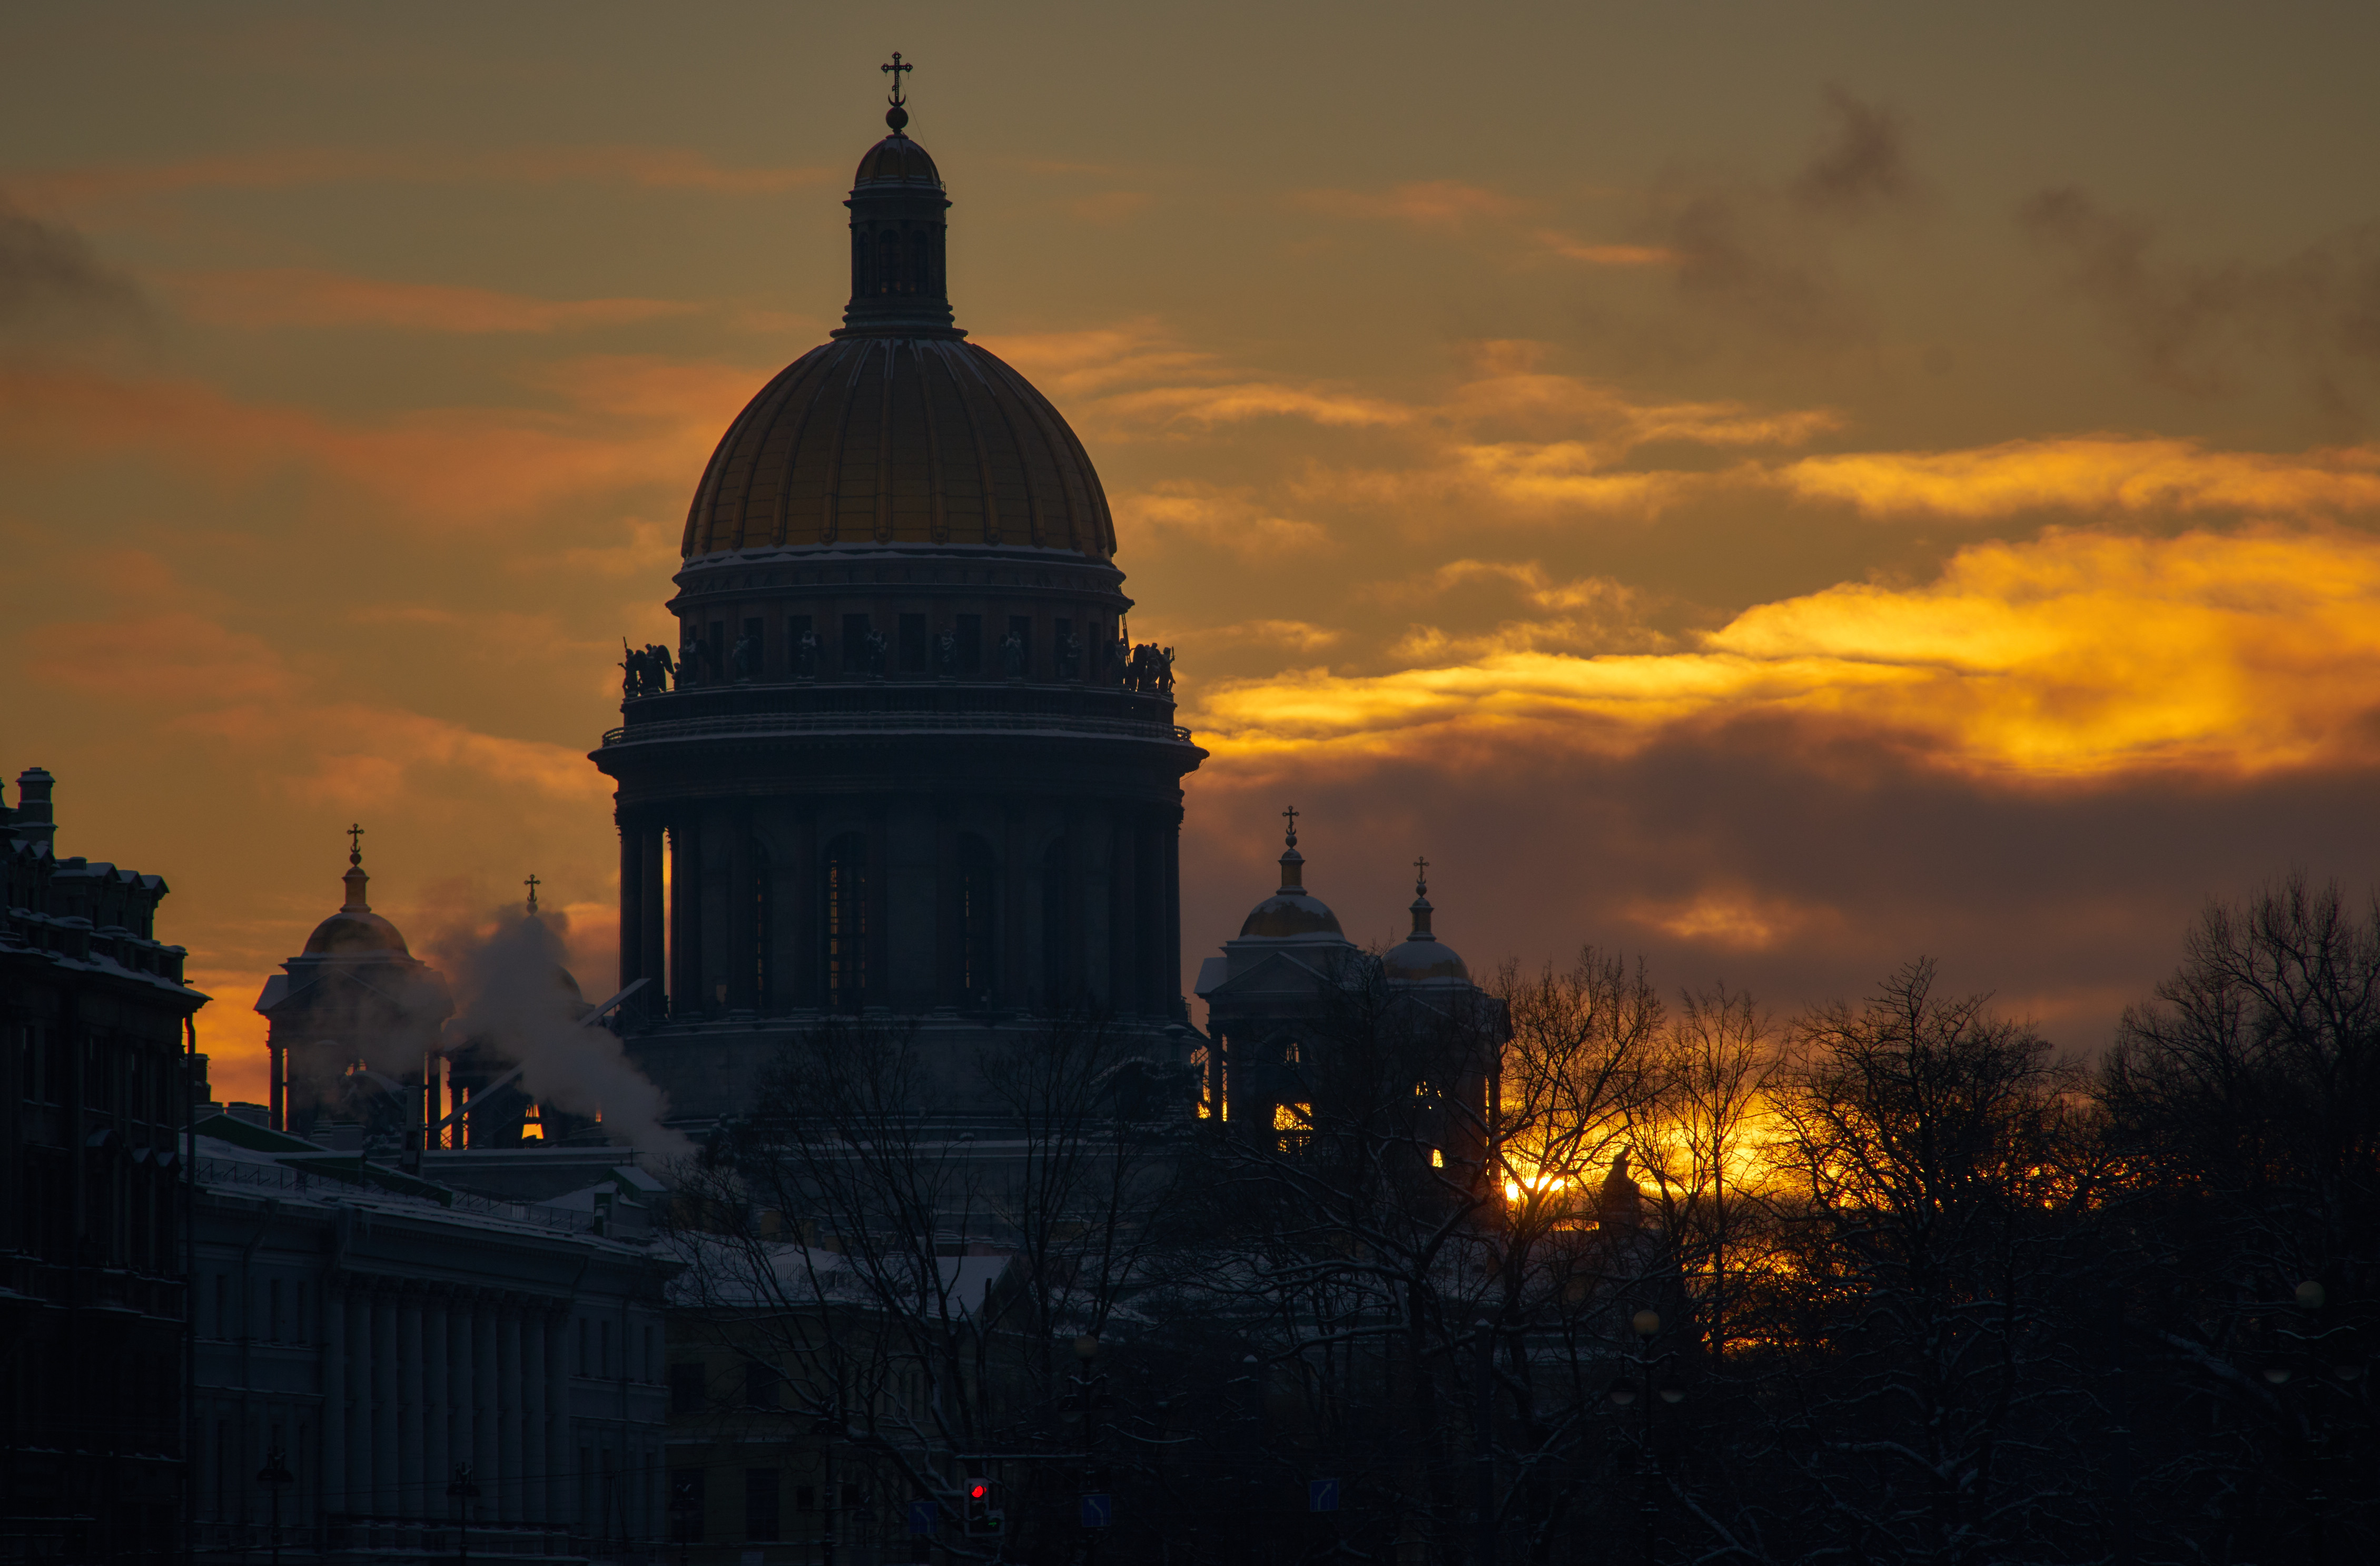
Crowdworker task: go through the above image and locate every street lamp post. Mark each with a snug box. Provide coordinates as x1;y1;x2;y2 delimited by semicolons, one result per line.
1606;1309;1682;1566
446;1461;480;1564
2266;1278;2365;1566
255;1449;294;1566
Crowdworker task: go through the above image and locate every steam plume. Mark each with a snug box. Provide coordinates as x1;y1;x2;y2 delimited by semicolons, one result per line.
431;902;695;1162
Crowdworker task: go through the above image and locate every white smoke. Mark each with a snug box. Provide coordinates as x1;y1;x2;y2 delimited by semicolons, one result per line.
431;903;695;1163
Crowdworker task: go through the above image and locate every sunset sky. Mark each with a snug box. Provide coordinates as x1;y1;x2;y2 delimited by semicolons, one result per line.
8;3;2380;1104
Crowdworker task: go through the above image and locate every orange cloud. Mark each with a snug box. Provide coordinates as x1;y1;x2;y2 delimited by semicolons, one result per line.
1779;437;2380;520
162;268;697;333
1115;481;1338;556
0;356;753;524
1534;233;1681;267
1102;380;1412;430
1296;180;1524;228
1188;525;2380;782
1373;563;1674;660
1068;191;1152;223
1174;619;1347;655
1628;888;1841;950
973;321;1220;398
13;145;831;208
34;610;295;705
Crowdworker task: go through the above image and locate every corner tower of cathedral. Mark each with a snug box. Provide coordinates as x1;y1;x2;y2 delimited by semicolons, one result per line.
591;72;1207;1125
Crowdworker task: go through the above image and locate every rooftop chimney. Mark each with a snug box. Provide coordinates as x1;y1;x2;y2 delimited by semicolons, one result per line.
13;767;55;852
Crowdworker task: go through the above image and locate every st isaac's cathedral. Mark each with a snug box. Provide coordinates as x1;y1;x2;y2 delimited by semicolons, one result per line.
583;72;1497;1131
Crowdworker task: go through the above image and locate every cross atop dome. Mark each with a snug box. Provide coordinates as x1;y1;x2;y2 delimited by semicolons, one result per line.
882;51;913;132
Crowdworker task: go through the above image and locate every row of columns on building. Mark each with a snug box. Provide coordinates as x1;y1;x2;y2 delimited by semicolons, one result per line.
617;803;1183;1019
317;1279;570;1524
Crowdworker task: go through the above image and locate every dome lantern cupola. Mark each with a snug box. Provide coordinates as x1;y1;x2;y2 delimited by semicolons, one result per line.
301;824;413;957
839;52;959;339
1236;805;1346;941
1384;854;1470;984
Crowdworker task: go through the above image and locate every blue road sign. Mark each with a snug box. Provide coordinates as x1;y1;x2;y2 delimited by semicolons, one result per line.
1309;1479;1340;1513
907;1500;937;1537
1080;1493;1113;1529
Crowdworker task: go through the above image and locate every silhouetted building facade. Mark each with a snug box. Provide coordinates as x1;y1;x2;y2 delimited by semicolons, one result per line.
189;1115;672;1561
594;90;1206;1126
1;766;208;1564
255;840;450;1142
1198;822;1504;1169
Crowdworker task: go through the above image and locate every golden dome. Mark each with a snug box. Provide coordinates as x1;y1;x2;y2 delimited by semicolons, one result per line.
302;862;411;957
855;132;942;186
1382;869;1468;984
1239;891;1345;940
680;338;1115;559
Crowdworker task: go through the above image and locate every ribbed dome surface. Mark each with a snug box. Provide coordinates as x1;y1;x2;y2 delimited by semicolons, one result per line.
1239;891;1344;940
682;337;1117;559
856;133;942;185
1384;935;1469;983
303;909;411;957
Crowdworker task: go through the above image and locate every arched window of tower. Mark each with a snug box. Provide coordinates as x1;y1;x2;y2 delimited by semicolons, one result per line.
1041;837;1073;1007
956;835;1000;1009
823;834;868;1012
749;838;773;1014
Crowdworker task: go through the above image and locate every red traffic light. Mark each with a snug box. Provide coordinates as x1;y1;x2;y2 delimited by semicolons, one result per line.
969;1483;988;1500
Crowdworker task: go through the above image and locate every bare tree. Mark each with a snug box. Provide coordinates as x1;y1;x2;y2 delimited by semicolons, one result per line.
2101;875;2380;1562
665;1011;1181;1561
1751;958;2099;1566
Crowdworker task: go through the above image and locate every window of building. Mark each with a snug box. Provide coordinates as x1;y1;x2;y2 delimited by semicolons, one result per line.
749;840;772;1012
746;1468;781;1541
824;834;868;1011
643;1324;656;1383
796;1485;816;1514
841;613;873;675
269;1279;282;1342
898;613;927;672
743;1361;778;1409
578;1320;590;1376
1041;838;1072;1005
956;836;999;1008
601;1319;613;1378
669;1361;705;1415
954;613;982;674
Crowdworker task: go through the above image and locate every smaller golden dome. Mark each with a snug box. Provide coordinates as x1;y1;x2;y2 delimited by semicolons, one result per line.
1384;935;1468;984
1383;864;1467;983
1239;891;1344;940
1236;821;1344;940
855;133;942;187
301;859;412;957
